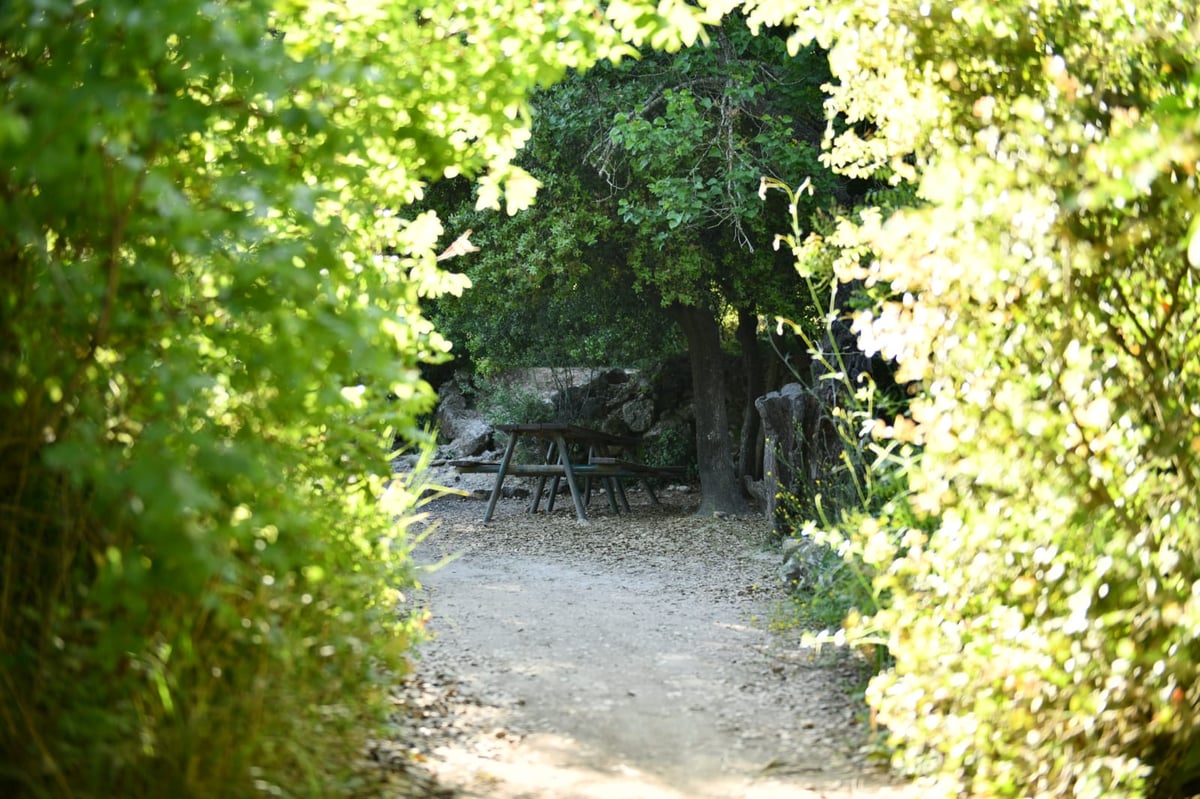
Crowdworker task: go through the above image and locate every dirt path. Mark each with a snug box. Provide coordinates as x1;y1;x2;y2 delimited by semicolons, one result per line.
389;488;921;799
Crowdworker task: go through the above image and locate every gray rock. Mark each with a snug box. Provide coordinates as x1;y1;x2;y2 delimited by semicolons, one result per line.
436;382;495;457
621;397;655;433
447;417;493;457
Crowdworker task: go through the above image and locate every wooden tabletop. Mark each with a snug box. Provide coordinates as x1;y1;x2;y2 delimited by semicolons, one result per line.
495;422;640;448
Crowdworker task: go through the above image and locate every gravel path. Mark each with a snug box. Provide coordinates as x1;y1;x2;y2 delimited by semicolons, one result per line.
378;480;922;799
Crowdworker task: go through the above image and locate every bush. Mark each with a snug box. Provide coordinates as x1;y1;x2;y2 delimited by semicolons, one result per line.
476;376;557;427
0;3;443;795
759;182;915;668
473;375;556;463
639;415;696;479
0;1;718;796
751;1;1200;795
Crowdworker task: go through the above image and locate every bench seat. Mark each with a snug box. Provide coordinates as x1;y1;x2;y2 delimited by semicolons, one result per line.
586;457;685;479
450;460;617;477
451;458;683;479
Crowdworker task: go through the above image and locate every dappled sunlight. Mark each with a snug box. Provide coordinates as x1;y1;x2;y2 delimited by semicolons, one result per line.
427;727;914;798
390;495;925;798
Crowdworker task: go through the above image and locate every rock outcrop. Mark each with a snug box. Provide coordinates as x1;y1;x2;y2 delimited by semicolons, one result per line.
435;383;494;458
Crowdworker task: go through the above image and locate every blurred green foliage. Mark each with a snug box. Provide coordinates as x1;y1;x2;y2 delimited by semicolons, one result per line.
763;179;919;675
0;1;718;797
741;0;1200;795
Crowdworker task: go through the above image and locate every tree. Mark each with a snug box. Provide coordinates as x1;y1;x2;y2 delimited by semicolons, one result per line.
427;170;679;376
433;17;844;515
0;1;718;796
740;0;1200;795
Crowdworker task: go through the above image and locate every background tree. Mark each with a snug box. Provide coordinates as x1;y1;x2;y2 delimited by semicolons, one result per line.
739;0;1200;795
433;17;844;514
0;1;717;797
427;171;678;376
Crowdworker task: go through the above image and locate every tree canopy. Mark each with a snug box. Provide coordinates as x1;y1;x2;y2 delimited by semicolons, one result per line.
436;17;838;343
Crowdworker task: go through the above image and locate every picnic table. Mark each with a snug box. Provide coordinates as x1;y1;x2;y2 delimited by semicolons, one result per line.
451;422;683;523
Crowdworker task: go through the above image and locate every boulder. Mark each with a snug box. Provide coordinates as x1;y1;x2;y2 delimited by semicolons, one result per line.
447;418;493;458
779;535;828;593
436;383;494;457
620;397;655;433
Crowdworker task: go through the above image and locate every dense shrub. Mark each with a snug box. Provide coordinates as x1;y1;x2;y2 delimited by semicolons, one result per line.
756;180;911;642
742;0;1200;796
475;376;557;427
0;1;719;797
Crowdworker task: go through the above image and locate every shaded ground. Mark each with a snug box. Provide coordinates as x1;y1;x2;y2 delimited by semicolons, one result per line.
379;484;924;799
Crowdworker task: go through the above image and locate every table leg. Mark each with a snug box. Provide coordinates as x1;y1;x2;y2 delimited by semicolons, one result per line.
614;477;631;512
484;433;518;523
601;477;619;512
530;441;555;512
583;447;596;508
554;433;588;523
641;477;660;505
530;478;545;512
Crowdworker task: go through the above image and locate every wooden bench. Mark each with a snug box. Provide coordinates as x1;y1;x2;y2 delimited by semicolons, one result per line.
450;460;617;477
586;458;684;505
451;423;685;523
451;457;683;512
451;458;681;479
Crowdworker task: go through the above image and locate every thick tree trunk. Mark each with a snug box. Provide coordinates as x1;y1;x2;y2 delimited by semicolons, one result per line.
670;303;748;516
735;308;764;483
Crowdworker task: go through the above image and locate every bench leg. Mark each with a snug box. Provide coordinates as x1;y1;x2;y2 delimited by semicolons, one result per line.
484;434;519;523
545;475;562;511
614;477;631;512
641;477;660;505
531;441;557;512
602;477;620;512
554;434;588;523
531;476;547;512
